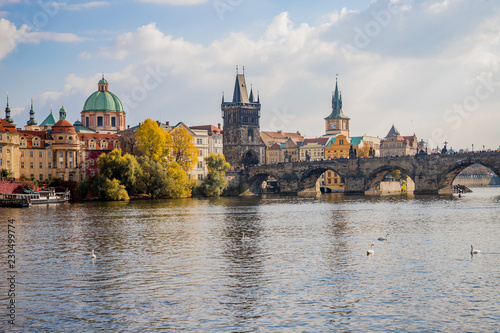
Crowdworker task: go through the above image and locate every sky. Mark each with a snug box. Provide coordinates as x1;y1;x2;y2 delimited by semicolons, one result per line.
1;0;499;151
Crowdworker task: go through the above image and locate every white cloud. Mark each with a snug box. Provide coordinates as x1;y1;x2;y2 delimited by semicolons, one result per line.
40;0;500;149
137;0;209;5
55;1;110;11
0;18;87;61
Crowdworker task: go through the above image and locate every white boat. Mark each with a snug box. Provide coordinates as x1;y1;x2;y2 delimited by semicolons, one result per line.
2;188;70;204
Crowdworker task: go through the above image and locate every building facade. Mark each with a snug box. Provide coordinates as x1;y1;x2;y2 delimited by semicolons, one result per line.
380;125;418;157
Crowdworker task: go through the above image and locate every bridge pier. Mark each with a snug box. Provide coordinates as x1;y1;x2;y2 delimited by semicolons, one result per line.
343;175;365;195
413;174;439;195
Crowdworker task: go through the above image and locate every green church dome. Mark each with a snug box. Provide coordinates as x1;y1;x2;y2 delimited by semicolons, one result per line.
82;76;124;113
82;91;124;112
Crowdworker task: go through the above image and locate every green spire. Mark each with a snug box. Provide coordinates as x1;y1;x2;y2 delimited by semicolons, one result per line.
4;93;13;123
59;105;67;120
325;77;348;119
27;97;38;126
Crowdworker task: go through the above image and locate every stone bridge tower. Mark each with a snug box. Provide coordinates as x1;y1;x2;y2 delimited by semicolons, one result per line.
221;67;261;168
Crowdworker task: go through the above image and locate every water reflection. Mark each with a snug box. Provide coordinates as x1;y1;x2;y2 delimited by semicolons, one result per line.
0;188;499;331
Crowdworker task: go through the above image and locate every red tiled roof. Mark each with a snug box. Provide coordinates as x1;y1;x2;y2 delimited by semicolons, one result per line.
52;120;75;133
0;119;17;133
262;131;303;141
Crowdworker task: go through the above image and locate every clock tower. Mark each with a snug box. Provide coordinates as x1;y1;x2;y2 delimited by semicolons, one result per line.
325;78;349;136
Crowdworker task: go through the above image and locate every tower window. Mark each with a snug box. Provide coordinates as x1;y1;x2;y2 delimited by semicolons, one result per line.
111;117;116;127
86;117;89;127
97;116;103;127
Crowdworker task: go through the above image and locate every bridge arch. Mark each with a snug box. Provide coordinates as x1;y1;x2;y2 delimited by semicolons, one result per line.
364;165;415;194
298;164;347;195
437;158;500;193
247;171;282;194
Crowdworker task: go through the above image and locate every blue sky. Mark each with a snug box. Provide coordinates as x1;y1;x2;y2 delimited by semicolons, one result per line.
1;0;499;150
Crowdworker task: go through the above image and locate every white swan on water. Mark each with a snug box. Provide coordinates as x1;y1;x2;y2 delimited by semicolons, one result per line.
470;245;481;255
378;234;389;241
367;244;374;255
91;249;96;259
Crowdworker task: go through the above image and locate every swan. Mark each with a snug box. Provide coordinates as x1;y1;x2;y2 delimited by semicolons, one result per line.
367;244;374;255
378;234;389;241
470;245;481;255
91;249;96;259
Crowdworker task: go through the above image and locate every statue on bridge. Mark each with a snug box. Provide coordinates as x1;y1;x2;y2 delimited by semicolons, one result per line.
349;144;357;159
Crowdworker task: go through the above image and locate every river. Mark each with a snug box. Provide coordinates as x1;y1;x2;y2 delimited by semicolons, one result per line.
1;187;500;332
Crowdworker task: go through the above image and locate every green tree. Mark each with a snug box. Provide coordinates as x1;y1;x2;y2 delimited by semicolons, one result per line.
135;118;172;164
97;149;140;194
136;156;170;198
200;153;230;197
169;127;198;172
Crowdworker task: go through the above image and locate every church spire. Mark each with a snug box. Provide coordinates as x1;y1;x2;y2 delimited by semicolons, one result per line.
27;96;38;125
59;105;67;120
4;93;13;123
325;77;348;120
249;84;255;103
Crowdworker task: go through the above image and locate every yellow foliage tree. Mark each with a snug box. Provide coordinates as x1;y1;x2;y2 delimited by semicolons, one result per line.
164;161;195;198
170;127;198;172
357;145;371;157
135;118;172;164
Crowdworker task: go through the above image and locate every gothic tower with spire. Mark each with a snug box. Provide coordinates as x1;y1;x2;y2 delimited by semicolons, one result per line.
221;67;261;167
4;94;14;124
325;78;350;136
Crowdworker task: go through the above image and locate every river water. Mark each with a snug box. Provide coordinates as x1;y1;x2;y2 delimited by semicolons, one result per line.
1;187;500;332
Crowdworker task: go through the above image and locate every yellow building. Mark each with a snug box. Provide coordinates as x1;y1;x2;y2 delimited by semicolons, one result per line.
323;135;350;191
0;118;20;178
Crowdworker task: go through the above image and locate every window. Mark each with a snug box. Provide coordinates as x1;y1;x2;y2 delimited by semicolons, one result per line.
0;147;3;153
30;162;34;169
39;162;43;168
30;151;34;158
197;138;202;145
89;159;94;165
33;139;40;147
199;150;202;156
48;162;51;169
20;140;26;146
197;161;203;168
111;117;116;127
48;174;52;180
59;136;63;140
101;141;107;149
97;116;103;127
86;117;89;127
48;151;52;158
198;174;204;180
21;162;24;169
90;169;95;177
0;134;2;140
69;174;74;181
39;174;43;181
39;151;43;158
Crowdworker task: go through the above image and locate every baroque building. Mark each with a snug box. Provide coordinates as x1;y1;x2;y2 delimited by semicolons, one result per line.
221;68;262;168
81;76;126;133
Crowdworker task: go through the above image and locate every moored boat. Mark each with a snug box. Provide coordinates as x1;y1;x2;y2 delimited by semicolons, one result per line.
1;188;70;205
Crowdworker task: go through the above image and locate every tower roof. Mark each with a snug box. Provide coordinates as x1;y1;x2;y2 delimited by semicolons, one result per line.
386;124;400;137
40;109;58;126
52;119;76;133
325;78;349;120
232;74;250;104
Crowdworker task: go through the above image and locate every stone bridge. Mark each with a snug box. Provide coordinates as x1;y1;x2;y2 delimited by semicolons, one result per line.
240;152;500;195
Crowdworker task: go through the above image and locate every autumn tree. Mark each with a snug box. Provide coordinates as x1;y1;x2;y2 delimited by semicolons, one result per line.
169;127;198;172
164;161;195;198
200;153;230;197
119;129;140;156
135;118;172;164
103;178;129;201
357;145;371;157
97;149;140;195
